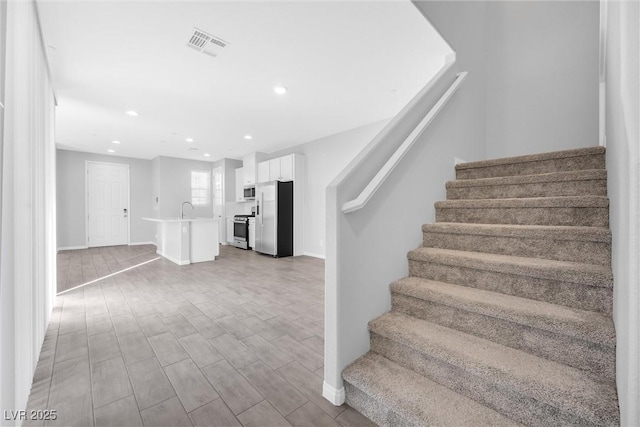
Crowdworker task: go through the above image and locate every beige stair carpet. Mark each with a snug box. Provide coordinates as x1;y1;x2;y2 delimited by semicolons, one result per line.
343;146;620;426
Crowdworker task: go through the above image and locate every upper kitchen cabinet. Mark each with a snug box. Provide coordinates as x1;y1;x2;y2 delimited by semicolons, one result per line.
258;154;299;183
257;161;270;184
241;152;266;186
235;167;244;202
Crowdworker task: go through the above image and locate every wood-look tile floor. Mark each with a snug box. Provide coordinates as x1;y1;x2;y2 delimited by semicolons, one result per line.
26;245;376;427
57;245;161;294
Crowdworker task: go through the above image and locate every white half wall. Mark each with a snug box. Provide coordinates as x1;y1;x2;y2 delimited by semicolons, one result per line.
56;149;155;248
603;0;640;425
0;0;57;423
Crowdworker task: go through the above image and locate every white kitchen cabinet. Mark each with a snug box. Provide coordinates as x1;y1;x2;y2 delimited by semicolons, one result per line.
235;168;244;202
242;154;256;185
279;154;294;181
248;218;255;249
226;217;235;244
258;155;295;182
268;158;280;181
242;152;267;186
257;161;270;184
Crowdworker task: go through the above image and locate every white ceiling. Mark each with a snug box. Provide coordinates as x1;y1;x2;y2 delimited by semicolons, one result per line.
37;0;450;161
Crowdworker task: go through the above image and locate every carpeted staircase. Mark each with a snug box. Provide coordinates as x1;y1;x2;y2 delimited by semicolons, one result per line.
342;147;619;426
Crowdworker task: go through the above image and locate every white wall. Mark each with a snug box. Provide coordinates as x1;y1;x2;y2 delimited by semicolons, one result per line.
484;1;600;158
0;1;57;423
56;149;155;248
56;152;219;249
324;0;603;406
154;156;214;219
268;120;390;258
417;1;600;160
603;0;640;424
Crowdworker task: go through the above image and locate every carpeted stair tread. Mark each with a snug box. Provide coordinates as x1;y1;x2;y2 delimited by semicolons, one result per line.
455;147;605;180
408;247;612;288
446;169;607;199
447;169;607;188
342;352;519;427
422;222;611;242
369;312;619;426
435;196;609;227
456;146;605;170
435;195;609;209
422;223;612;266
391;276;615;347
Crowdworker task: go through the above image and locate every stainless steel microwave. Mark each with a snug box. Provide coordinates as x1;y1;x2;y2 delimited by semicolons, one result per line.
243;185;255;200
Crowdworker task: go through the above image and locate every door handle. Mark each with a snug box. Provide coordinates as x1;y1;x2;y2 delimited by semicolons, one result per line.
123;208;128;218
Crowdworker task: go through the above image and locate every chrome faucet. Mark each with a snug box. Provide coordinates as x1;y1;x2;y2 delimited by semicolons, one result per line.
180;201;194;219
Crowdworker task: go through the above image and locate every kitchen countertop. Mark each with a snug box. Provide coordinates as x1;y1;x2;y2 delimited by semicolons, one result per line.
142;217;218;223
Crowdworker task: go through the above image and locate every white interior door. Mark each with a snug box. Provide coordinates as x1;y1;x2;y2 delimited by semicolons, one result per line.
87;162;129;247
212;167;224;243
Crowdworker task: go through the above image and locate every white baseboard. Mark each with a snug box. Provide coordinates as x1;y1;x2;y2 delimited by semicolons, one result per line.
454;157;467;165
303;251;326;259
157;251;190;266
57;245;88;252
322;382;345;406
129;241;156;246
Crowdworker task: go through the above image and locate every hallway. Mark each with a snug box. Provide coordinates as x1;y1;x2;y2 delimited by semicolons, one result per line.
24;246;372;426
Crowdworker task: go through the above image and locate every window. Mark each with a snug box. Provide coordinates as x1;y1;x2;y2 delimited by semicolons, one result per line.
191;170;211;206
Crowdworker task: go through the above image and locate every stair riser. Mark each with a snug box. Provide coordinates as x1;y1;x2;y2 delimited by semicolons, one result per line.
422;231;611;266
408;259;612;314
447;180;607;200
435;206;609;227
391;293;615;382
370;334;605;426
456;154;605;180
343;383;413;427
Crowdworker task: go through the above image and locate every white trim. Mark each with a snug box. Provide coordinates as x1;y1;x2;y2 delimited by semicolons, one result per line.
127;166;131;245
57;256;162;295
454;157;467;165
303;251;325;259
599;82;606;147
322;382;345;406
156;250;190;266
129;241;156;246
57;245;89;252
341;70;468;214
598;0;606;147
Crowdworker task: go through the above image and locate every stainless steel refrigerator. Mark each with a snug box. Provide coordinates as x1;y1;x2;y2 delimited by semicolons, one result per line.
255;181;293;257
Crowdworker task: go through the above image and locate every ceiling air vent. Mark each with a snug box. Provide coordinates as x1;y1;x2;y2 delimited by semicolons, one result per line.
187;28;229;58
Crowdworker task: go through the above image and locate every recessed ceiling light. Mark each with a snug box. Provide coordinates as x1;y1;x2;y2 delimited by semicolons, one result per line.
273;86;287;95
185;138;194;142
204;153;211;157
126;110;139;116
107;149;115;153
244;135;253;140
112;140;121;144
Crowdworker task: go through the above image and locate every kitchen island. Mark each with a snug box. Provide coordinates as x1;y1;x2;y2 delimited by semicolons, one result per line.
142;217;219;265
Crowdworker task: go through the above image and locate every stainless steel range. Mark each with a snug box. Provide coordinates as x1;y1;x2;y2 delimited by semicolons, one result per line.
233;214;254;249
